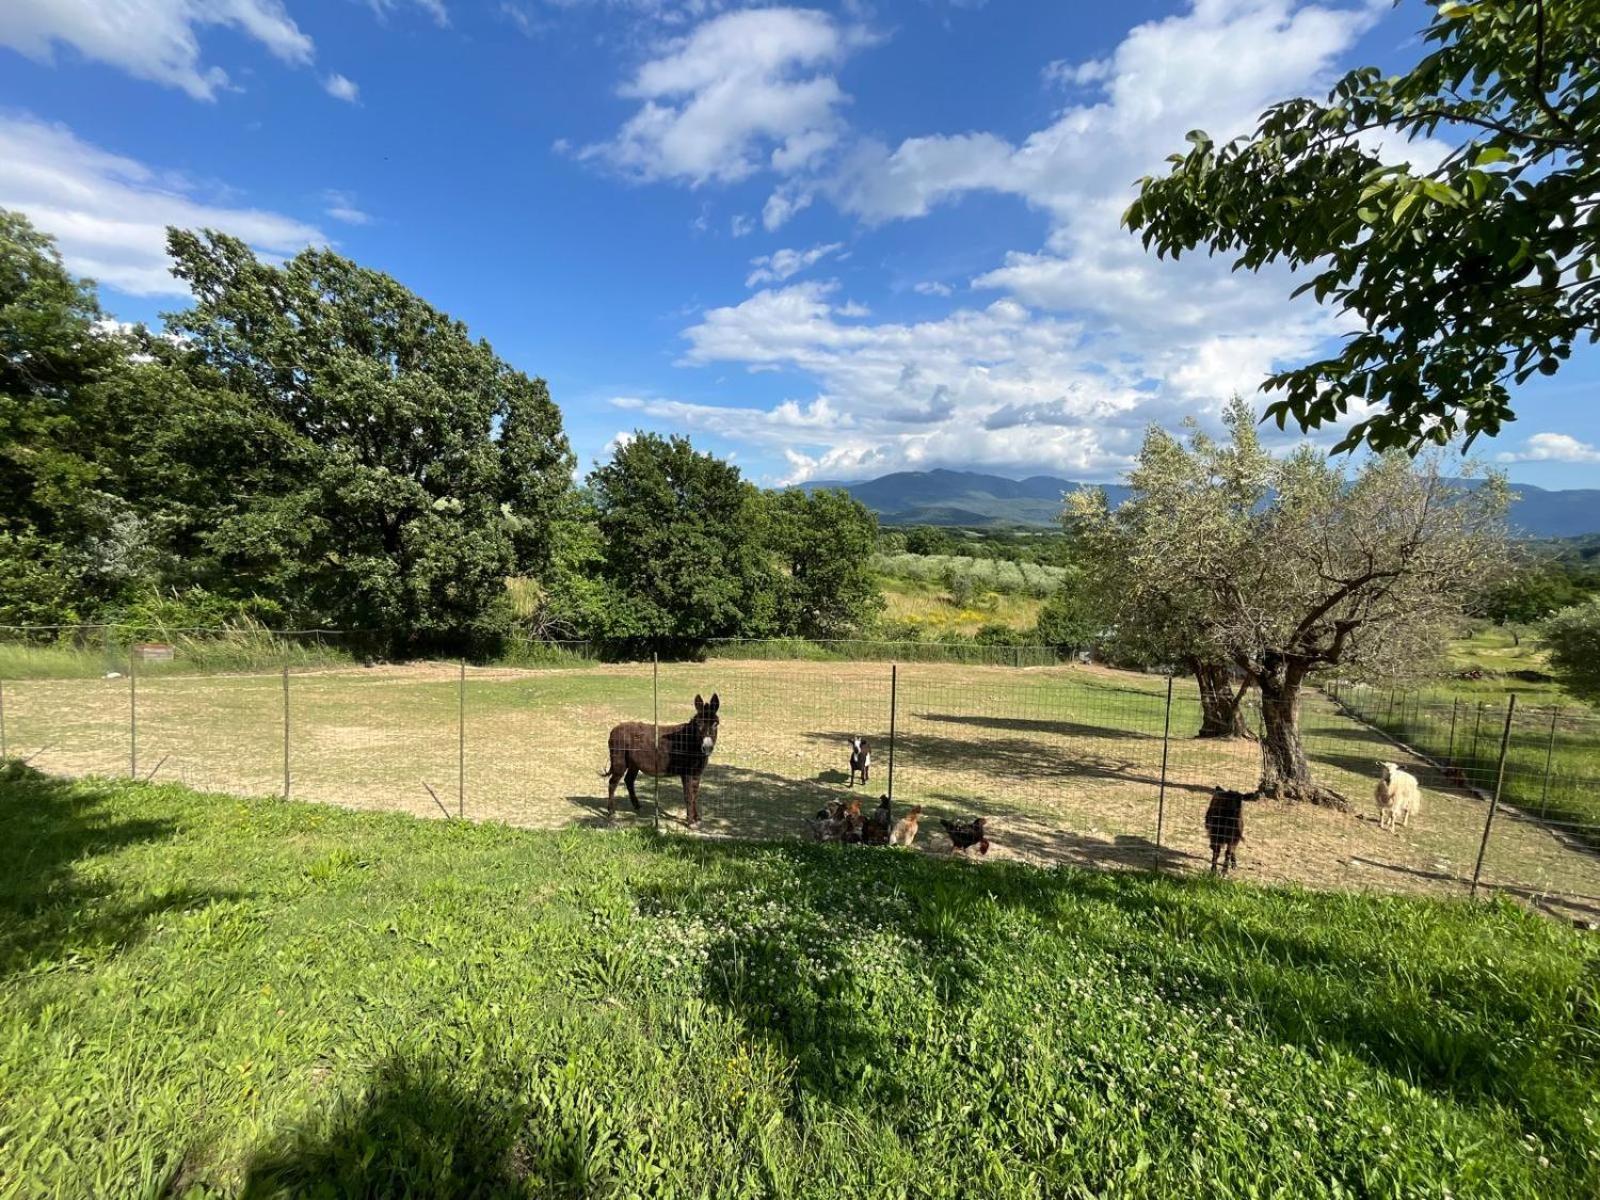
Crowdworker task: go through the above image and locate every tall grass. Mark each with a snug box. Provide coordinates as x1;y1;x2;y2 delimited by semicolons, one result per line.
3;768;1596;1198
0;621;350;679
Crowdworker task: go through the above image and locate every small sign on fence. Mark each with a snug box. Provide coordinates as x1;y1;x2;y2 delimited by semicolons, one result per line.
131;643;174;662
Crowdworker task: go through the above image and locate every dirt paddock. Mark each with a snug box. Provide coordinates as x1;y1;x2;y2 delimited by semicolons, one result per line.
6;657;1598;918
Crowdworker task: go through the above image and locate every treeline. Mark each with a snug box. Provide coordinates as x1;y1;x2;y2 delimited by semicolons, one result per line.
0;210;881;655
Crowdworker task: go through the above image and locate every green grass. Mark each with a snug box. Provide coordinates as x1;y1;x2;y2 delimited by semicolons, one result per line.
3;765;1598;1198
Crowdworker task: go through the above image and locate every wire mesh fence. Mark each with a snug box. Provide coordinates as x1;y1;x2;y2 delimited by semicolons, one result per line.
5;625;1600;918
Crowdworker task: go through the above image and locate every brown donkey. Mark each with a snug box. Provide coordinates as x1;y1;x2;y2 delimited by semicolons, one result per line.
604;693;721;824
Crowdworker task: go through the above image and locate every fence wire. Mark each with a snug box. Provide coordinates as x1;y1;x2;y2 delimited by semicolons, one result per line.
5;627;1600;918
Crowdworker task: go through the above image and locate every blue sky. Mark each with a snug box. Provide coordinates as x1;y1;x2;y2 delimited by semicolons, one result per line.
3;0;1598;490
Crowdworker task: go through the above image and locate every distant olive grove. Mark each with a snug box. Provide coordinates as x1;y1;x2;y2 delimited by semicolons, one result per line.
0;210;883;655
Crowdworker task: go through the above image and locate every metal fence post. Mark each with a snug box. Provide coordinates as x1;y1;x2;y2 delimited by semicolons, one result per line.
1470;695;1518;899
652;654;661;831
1154;675;1174;867
129;649;138;779
282;664;291;800
1471;701;1485;764
887;662;898;803
1539;705;1560;818
1446;698;1460;762
458;660;466;819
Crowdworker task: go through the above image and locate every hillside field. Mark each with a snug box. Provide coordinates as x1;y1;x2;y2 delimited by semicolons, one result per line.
2;766;1598;1198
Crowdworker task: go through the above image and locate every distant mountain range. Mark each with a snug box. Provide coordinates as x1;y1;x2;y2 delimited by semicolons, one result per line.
802;468;1600;538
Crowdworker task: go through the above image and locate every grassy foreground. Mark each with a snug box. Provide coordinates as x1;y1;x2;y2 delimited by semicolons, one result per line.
1;767;1598;1198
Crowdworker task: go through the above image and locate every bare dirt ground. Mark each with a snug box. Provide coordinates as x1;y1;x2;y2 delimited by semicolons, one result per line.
6;657;1598;919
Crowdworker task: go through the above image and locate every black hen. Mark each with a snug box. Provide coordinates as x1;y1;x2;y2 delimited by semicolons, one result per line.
939;815;989;855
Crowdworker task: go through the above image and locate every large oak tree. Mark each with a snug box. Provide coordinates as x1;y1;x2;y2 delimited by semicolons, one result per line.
162;230;573;653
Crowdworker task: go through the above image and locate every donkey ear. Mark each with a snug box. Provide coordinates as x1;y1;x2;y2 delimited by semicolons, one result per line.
709;693;720;713
694;694;705;712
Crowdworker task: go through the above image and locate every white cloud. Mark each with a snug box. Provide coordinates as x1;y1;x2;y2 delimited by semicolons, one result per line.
366;0;450;27
913;280;954;297
1495;434;1600;465
323;190;372;224
0;0;314;99
762;184;813;230
1042;56;1111;89
0;114;324;296
324;73;360;102
730;213;754;237
578;8;869;185
744;241;842;287
675;280;1161;482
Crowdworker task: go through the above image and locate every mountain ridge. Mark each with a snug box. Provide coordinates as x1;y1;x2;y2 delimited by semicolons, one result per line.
800;469;1600;538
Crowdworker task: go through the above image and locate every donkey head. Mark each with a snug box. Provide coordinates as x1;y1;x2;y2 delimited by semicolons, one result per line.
692;693;721;756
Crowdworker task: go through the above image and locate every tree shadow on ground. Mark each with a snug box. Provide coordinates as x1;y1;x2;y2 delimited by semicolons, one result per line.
238;1055;576;1199
911;711;1157;742
0;761;242;977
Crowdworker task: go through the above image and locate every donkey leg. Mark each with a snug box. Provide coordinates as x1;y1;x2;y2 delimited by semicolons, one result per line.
606;769;622;817
684;774;698;825
625;766;640;812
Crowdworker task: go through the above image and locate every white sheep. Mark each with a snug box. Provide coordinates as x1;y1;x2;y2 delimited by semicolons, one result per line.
1374;761;1421;832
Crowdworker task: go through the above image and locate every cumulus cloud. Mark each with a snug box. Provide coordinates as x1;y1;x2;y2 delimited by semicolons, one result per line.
577;7;869;185
324;73;360;102
0;114;324;296
628;1;1439;480
0;0;314;99
744;241;842;287
1495;434;1600;465
674;280;1161;482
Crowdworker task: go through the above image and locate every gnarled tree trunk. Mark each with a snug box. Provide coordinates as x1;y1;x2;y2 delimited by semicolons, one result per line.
1255;655;1348;808
1191;658;1253;739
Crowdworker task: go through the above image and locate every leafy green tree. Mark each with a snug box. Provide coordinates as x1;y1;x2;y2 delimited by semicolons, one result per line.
0;209;165;623
1031;573;1104;653
904;526;958;556
1071;399;1509;803
160;230;573;653
1478;563;1585;643
1541;600;1600;703
587;433;776;642
1126;0;1599;451
765;488;882;638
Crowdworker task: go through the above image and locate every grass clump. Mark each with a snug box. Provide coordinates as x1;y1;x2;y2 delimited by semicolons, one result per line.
1;765;1597;1197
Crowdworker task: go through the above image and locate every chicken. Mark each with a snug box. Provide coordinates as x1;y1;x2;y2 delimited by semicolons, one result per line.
889;805;923;847
862;795;892;845
939;815;990;855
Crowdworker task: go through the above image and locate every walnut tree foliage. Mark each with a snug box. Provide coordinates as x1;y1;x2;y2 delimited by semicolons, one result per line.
1126;0;1599;452
1069;399;1510;802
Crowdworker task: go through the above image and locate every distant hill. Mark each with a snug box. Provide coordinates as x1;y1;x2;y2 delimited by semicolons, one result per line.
803;469;1600;538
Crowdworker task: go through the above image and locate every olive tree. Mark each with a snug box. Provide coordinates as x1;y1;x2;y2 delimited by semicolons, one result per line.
1071;400;1510;803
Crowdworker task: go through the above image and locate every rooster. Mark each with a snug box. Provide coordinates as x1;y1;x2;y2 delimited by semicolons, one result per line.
889;805;923;847
862;795;892;845
939;815;990;856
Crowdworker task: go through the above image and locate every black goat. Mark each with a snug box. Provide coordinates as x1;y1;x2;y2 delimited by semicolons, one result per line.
1204;787;1248;875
